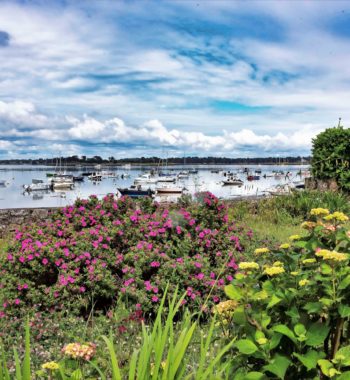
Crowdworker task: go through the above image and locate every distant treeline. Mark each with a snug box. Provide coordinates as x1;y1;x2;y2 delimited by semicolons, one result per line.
0;155;310;166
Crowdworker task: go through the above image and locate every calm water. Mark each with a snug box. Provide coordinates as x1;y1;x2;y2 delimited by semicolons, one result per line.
0;164;309;209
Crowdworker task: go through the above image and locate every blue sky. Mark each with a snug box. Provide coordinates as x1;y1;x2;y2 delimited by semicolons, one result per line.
0;0;350;158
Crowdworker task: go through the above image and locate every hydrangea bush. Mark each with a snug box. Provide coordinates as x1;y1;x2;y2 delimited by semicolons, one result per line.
221;208;350;379
0;192;248;318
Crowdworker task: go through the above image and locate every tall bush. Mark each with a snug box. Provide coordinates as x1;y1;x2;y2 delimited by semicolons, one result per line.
311;125;350;190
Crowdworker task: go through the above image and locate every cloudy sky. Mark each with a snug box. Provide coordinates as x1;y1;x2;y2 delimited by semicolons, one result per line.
0;0;349;159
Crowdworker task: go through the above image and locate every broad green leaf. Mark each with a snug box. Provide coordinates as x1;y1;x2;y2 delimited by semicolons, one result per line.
244;372;265;380
224;284;243;301
294;323;306;336
334;345;350;366
232;306;246;325
267;294;282;309
263;355;291;379
272;325;297;344
261;314;271;329
235;339;258;355
306;323;330;347
319;297;333;307
339;304;350;318
269;333;282;350
321;263;332;275
339;275;350;290
303;301;323;314
317;359;334;377
337;371;350;380
294;350;325;371
285;306;299;321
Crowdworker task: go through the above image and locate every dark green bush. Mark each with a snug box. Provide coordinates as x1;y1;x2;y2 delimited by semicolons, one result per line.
311;125;350;190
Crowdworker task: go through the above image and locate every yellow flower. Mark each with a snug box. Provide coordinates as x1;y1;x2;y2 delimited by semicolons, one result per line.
291;271;299;276
279;243;290;249
239;262;259;270
264;266;285;276
302;258;316;264
289;235;301;241
212;300;237;315
254;247;269;255
42;361;59;371
316;249;348;262
257;337;268;345
273;261;283;267
299;279;310;287
324;212;349;223
310;208;330;216
301;221;316;230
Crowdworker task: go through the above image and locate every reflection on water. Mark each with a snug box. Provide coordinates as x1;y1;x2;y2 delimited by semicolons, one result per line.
0;164;309;209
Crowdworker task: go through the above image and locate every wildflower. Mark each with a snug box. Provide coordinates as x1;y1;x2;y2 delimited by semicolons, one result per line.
254;247;269;255
238;262;259;271
279;243;290;249
150;261;160;268
302;258;316;264
324;212;349;223
289;235;301;241
42;361;59;370
212;300;237;316
301;221;316;230
310;208;330;216
62;342;96;361
299;279;310;287
257;337;268;345
264;266;285;276
291;271;299;276
316;249;348;262
272;261;283;267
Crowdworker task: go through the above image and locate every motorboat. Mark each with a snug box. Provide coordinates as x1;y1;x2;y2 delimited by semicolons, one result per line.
73;176;84;182
101;171;118;178
188;169;198;174
222;178;244;186
134;173;158;184
177;171;189;179
88;172;102;181
247;175;260;181
156;175;176;183
117;185;154;198
264;184;292;196
52;181;74;190
24;179;52;192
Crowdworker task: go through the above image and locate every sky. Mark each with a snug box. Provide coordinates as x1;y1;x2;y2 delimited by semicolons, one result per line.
0;0;350;159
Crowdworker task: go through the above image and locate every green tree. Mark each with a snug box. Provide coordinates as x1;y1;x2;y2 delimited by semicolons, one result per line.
311;120;350;190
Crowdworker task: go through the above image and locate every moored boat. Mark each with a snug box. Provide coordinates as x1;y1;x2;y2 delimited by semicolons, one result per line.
156;186;183;194
117;186;154;198
222;178;244;186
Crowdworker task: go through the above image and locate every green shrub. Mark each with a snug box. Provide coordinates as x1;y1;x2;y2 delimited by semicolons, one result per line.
311;125;350;190
222;207;350;379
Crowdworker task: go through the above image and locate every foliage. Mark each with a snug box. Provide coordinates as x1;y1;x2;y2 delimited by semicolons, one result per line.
1;291;234;379
311;126;350;190
223;208;350;379
0;192;248;319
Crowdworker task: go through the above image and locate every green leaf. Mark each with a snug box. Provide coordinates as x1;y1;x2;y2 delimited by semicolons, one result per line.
263;355;291;379
294;350;325;371
334;345;350;366
267;294;282;309
306;323;330;347
269;333;282;350
337;371;350;380
224;284;242;301
321;263;332;275
339;275;350;290
339;304;350;318
272;325;297;344
319;297;333;307
303;302;323;314
244;372;265;380
294;323;306;337
317;359;334;376
235;339;258;355
232;306;247;325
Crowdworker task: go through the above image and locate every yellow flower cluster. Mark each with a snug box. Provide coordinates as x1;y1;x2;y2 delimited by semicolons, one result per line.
42;361;59;371
324;212;349;223
257;337;268;345
301;221;316;230
213;300;237;315
299;279;310;287
273;261;283;266
302;258;316;264
310;208;330;216
291;271;299;276
279;243;290;249
238;262;259;270
289;235;301;241
315;249;348;262
254;247;269;255
62;342;96;361
264;265;285;276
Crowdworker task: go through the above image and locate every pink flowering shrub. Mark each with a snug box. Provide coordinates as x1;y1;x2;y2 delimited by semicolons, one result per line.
0;193;248;318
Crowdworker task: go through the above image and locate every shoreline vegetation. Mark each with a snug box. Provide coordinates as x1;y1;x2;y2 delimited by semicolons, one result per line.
0;189;349;378
0;155;310;166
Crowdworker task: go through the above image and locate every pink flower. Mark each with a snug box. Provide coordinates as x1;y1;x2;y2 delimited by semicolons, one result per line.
150;261;160;268
79;286;86;293
14;299;20;305
196;273;205;280
194;262;202;268
42;258;49;265
176;226;182;234
151;296;159;302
